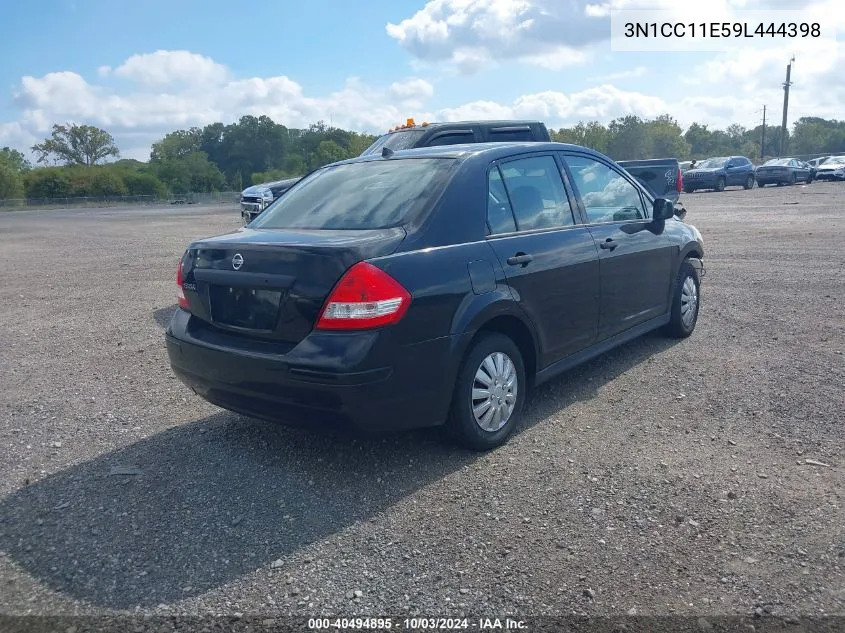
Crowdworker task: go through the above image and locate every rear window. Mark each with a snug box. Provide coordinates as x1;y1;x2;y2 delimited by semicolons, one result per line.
250;158;455;230
361;130;427;155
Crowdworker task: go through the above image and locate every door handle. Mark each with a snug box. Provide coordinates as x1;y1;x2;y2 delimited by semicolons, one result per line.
599;238;617;251
506;253;534;266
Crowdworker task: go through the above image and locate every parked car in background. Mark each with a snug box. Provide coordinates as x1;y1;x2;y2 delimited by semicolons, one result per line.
168;142;704;450
617;158;684;203
683;156;756;192
756;158;813;187
360;119;551;156
807;156;831;170
240;177;300;225
814;156;845;181
679;160;693;172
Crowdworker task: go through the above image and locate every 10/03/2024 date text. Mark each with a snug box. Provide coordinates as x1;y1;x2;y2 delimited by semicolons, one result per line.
307;617;528;630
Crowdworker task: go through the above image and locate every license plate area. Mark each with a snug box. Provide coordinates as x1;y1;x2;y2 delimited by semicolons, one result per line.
208;285;283;332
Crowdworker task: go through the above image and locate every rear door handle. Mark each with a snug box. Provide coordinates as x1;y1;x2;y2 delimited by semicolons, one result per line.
599;238;617;251
506;253;534;266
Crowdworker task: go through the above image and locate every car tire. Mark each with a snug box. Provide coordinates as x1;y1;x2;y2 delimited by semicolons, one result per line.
662;260;700;339
447;333;526;451
716;177;726;192
744;175;755;189
789;173;796;185
684;186;695;194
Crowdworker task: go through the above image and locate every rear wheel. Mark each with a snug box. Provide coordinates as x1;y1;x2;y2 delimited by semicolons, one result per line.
744;175;755;189
662;261;700;339
447;333;526;451
715;177;726;192
684;186;695;194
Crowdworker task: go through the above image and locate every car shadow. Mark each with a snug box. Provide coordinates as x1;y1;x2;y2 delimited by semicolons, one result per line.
0;330;681;610
152;304;178;329
519;330;682;429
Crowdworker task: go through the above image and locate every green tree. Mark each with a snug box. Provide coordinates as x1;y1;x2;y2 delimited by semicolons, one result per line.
0;164;24;199
31;123;119;166
646;115;690;159
606;116;650;160
24;169;73;198
312;140;348;168
150;128;202;162
153;152;227;193
123;171;168;198
0;147;30;172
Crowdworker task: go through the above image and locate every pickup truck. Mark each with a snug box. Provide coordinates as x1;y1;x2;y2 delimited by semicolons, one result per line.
239;177;300;225
617;158;684;204
360;119;551;156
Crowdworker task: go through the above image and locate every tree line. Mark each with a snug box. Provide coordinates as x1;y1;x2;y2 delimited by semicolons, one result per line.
2;114;845;200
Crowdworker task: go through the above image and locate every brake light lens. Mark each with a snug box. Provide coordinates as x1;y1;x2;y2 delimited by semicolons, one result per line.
677;167;683;193
316;262;411;330
176;257;189;310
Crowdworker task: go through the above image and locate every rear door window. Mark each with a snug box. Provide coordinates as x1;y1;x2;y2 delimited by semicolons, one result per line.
427;132;476;147
488;127;534;142
490;155;576;232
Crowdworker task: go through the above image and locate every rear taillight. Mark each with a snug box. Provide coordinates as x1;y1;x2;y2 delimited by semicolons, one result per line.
316;262;411;330
677;167;683;193
176;257;189;310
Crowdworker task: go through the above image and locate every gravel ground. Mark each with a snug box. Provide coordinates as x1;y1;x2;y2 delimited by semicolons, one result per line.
0;184;843;622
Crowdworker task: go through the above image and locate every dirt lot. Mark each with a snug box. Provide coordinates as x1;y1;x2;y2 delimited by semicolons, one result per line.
0;183;843;622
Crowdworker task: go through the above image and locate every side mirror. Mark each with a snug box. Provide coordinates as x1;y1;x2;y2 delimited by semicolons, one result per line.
652;198;675;221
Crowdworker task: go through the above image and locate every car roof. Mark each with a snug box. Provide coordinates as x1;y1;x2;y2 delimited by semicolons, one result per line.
334;141;609;165
385;120;544;134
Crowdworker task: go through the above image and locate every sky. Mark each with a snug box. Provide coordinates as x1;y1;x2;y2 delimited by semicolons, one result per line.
0;0;842;161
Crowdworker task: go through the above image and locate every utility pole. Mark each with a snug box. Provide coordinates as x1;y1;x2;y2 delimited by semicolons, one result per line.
761;105;767;160
779;55;795;157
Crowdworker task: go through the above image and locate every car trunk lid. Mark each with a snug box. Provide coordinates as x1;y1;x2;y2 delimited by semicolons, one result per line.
180;227;406;344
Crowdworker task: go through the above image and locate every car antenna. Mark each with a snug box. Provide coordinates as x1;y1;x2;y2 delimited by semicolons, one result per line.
382;147;394;159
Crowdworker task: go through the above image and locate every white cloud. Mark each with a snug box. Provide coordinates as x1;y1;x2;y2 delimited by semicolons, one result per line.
112;50;229;87
0;54;440;160
388;78;435;102
438;84;669;124
388;0;843;72
593;66;647;81
386;0;609;72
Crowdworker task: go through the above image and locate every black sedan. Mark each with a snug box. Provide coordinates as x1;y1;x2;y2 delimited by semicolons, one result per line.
755;158;812;187
167;142;705;450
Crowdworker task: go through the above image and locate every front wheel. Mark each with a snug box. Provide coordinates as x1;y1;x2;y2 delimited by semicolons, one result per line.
744;175;755;189
715;177;726;192
447;333;526;451
662;261;700;339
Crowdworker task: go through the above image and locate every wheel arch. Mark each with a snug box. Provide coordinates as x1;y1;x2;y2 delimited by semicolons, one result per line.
450;297;540;390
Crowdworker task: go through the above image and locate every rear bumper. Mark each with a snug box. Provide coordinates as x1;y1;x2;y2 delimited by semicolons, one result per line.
165;309;460;434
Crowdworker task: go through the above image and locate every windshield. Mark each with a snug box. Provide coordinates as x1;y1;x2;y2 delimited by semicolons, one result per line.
361;130;427;155
250;158;455;230
821;156;845;165
696;158;728;169
764;159;791;166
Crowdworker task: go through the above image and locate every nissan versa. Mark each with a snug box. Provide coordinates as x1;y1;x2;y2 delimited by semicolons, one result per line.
166;142;705;450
